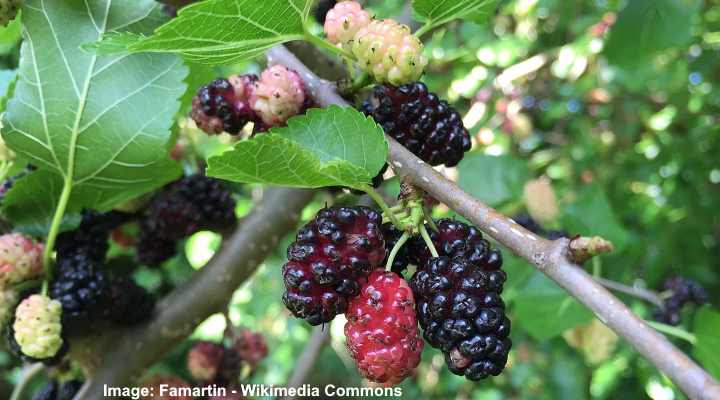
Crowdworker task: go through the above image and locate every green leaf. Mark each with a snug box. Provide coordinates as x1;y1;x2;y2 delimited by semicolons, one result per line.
513;271;594;341
457;153;529;207
413;0;498;27
562;186;628;252
1;0;186;234
207;106;388;190
604;0;702;68
119;0;312;64
693;307;720;379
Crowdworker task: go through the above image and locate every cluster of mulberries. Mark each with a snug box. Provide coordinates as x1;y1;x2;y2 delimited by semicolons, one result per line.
136;174;237;266
513;213;569;240
32;379;83;400
190;65;311;136
282;206;386;325
653;276;708;326
361;82;471;167
324;1;427;85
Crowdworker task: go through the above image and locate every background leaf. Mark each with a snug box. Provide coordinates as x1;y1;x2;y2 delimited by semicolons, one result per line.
126;0;312;64
207;106;387;190
604;0;702;68
693;307;720;379
513;272;594;341
0;0;186;234
457;153;529;207
413;0;499;27
562;186;628;252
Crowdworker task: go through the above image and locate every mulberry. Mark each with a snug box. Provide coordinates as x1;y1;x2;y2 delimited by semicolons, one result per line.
653;276;708;326
324;1;371;50
142;174;236;241
352;19;428;85
282;206;386;325
190;75;258;135
361;82;471;167
345;270;423;384
250;65;308;128
13;294;64;359
50;253;110;324
0;233;44;286
187;341;227;382
411;256;511;380
233;328;268;366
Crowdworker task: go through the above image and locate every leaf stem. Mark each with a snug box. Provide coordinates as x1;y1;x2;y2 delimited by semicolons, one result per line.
10;363;44;400
304;33;355;61
385;231;410;272
419;223;439;258
41;178;73;294
646;321;697;345
362;185;401;228
414;22;435;39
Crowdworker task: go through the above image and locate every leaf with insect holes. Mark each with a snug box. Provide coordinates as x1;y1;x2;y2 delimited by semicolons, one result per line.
91;0;314;65
207;106;387;190
0;1;185;234
413;0;499;28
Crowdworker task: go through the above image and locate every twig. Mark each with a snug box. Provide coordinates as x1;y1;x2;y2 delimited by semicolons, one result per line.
595;277;664;308
74;187;314;399
265;45;720;400
283;326;331;400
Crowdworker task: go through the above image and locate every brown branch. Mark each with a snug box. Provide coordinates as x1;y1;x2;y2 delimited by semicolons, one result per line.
75;187;314;399
283;326;331;400
265;45;720;400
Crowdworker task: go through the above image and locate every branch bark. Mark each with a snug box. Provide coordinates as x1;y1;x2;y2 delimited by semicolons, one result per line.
266;45;720;400
283;326;331;400
75;187;314;399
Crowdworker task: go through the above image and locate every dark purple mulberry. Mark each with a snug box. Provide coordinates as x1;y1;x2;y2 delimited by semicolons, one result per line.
190;75;258;135
361;82;471;167
411;255;511;381
282;206;386;325
653;276;708;326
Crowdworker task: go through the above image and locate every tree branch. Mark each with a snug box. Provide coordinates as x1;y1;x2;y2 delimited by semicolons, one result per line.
75;187;314;399
283;326;331;400
265;45;720;400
